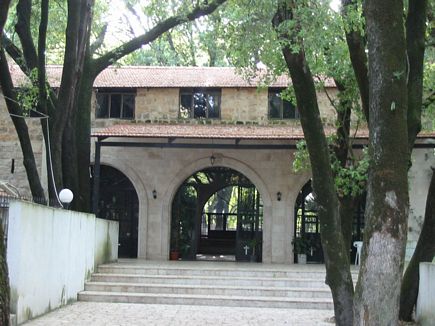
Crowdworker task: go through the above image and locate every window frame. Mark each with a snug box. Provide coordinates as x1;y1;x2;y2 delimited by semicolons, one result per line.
179;88;222;120
95;88;136;120
268;88;299;120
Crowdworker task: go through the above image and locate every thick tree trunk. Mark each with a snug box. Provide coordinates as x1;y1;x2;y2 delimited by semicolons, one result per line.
398;0;429;320
399;168;435;321
273;3;354;325
73;66;95;212
353;1;409;324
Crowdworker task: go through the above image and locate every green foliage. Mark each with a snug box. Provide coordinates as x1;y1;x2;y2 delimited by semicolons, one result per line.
293;139;369;198
293;140;311;172
332;148;369;198
422;47;435;130
16;68;48;115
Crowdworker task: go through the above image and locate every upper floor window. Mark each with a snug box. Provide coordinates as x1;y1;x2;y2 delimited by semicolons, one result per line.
96;88;135;119
179;88;221;119
268;88;299;119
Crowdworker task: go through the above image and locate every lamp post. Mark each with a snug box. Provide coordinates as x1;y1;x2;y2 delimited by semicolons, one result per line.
59;188;74;209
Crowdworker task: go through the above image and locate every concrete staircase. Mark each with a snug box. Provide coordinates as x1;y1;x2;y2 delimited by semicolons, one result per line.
78;259;357;310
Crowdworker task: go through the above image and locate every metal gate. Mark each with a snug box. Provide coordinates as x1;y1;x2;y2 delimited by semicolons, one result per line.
235;186;262;262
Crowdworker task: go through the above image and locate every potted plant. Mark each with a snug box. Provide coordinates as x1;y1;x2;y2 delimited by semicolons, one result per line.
291;236;311;264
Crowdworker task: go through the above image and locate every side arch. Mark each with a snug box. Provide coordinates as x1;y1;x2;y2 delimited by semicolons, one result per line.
94;157;149;258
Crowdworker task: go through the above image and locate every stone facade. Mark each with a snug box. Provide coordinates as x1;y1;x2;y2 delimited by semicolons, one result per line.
1;69;434;264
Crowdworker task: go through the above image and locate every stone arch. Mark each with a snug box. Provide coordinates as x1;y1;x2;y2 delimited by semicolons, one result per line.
95;157;149;258
161;155;273;261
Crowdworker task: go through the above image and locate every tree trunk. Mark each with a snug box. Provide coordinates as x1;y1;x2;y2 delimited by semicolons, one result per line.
73;66;95;212
405;0;427;152
273;2;354;325
0;50;46;202
353;1;409;324
399;168;435;321
0;220;9;326
339;196;356;251
0;0;11;41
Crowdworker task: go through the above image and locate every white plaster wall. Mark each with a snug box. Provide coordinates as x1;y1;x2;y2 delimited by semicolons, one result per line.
417;262;435;326
406;148;435;260
94;218;119;266
6;200;119;324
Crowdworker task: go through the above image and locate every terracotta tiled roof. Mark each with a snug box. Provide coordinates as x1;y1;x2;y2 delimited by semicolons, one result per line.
8;65;336;88
92;123;370;140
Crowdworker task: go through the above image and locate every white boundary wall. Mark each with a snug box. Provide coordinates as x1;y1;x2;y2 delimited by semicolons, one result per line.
6;200;118;324
417;262;435;326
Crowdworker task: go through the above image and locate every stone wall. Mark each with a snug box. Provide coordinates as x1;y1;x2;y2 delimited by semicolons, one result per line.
221;88;268;123
96;146;434;264
0;96;45;198
90;87;338;126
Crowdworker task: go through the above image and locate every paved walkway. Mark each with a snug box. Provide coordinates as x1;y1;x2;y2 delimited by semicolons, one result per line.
24;302;335;326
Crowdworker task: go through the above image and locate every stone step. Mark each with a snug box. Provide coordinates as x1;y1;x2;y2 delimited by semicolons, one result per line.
78;291;334;310
97;264;352;279
90;273;330;288
84;281;332;299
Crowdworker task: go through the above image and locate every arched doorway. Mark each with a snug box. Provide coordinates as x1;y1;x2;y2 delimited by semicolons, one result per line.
92;165;139;258
294;180;365;263
170;167;263;262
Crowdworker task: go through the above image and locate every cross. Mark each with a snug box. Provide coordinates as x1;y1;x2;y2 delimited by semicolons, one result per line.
243;245;249;255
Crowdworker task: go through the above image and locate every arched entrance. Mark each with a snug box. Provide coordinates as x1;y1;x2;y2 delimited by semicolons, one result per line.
294;180;365;263
92;165;139;258
170;167;263;262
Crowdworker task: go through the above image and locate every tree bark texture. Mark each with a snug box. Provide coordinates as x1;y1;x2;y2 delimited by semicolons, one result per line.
0;0;11;43
405;0;427;152
353;1;409;325
341;0;370;123
0;2;11;324
399;168;435;321
0;220;9;326
273;2;354;325
51;0;94;198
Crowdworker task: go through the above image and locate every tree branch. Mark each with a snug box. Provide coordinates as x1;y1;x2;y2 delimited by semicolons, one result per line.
15;0;38;70
405;0;428;151
90;23;107;55
0;0;11;46
93;0;226;74
341;0;369;124
37;0;49;115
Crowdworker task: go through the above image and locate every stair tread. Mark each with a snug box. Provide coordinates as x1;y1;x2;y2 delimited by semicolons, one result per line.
85;281;330;292
92;273;328;282
79;290;333;303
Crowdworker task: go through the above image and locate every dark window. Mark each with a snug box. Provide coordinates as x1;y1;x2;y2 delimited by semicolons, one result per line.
179;88;221;119
96;89;135;119
268;88;299;119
